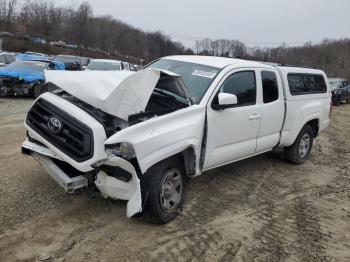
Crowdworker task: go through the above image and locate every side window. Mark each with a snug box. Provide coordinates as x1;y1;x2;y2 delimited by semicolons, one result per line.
288;73;327;95
219;71;256;107
261;71;279;103
4;54;12;64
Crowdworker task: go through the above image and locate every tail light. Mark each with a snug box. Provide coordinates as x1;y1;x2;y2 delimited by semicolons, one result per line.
329;100;333;117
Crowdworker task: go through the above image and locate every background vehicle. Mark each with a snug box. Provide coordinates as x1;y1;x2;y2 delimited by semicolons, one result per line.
22;56;331;224
15;32;30;40
130;64;139;71
24;51;47;57
0;60;63;97
53;55;88;71
329;78;350;105
86;59;123;71
0;31;14;38
49;40;66;48
122;61;131;71
0;52;16;67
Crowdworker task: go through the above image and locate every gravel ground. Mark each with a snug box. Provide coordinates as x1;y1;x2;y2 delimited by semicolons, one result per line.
0;98;349;262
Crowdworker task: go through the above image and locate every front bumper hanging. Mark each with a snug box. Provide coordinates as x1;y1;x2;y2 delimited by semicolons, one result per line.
22;139;142;218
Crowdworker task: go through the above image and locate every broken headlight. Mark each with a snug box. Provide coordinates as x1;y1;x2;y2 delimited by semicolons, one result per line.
105;142;136;160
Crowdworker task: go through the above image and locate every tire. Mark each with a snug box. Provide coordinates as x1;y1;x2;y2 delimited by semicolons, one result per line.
141;156;185;224
33;84;42;98
333;97;340;106
284;125;314;165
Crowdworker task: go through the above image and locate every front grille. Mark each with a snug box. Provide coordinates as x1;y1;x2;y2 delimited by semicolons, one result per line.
26;98;94;162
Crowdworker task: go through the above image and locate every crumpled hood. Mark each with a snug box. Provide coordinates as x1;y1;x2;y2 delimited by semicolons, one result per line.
45;68;190;121
0;69;44;83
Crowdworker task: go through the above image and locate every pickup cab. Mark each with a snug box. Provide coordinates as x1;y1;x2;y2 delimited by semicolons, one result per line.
22;56;331;224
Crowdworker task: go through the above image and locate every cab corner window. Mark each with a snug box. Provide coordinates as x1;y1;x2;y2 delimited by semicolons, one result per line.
262;71;279;103
218;71;256;107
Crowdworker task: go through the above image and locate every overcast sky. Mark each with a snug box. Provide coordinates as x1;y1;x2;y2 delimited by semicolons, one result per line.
59;0;350;48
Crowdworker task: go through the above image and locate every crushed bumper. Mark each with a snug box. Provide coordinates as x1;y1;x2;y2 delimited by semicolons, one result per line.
35;153;88;193
22;139;142;218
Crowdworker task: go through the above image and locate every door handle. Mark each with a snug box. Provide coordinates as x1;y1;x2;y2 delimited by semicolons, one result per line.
249;114;261;120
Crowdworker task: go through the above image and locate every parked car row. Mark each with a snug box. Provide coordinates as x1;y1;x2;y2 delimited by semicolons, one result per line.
0;50;139;97
1;30;107;55
329;78;350;105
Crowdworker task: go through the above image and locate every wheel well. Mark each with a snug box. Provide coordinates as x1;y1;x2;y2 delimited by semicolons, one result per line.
177;147;196;177
305;119;319;137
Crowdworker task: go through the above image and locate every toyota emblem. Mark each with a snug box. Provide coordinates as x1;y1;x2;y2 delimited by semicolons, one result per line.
47;117;62;134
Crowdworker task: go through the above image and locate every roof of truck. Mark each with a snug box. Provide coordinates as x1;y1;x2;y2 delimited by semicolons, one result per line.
164;56;325;75
164;55;270;69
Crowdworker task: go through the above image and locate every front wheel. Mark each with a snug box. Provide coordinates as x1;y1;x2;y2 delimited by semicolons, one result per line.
141;156;185;224
333;96;340;106
33;84;42;98
284;125;314;164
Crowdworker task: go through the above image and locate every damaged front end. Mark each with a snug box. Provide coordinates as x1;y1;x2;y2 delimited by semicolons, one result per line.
22;134;143;218
22;68;194;218
0;77;40;96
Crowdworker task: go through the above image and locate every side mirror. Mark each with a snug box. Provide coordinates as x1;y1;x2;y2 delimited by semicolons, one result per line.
219;93;237;106
213;93;238;110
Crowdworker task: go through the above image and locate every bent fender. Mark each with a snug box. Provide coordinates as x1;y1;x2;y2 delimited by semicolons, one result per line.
95;155;142;218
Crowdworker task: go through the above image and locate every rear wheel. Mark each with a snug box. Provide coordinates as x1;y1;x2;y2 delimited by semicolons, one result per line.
284;125;314;164
141;156;185;224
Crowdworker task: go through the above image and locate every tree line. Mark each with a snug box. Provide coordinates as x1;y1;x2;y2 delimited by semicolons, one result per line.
1;0;349;79
196;38;350;79
0;0;193;61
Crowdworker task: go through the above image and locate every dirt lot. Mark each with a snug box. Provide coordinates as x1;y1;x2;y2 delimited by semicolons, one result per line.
0;98;349;262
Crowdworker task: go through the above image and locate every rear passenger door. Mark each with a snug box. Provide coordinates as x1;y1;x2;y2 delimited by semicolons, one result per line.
256;69;285;152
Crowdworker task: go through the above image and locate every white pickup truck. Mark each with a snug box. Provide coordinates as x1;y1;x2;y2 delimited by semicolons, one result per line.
22;56;331;224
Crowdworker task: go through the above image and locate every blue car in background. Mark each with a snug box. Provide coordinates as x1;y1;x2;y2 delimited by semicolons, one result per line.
0;54;65;98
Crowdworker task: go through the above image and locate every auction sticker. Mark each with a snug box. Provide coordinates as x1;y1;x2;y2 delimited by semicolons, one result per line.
192;69;217;79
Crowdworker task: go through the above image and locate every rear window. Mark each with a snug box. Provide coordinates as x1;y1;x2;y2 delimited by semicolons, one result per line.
288;73;327;95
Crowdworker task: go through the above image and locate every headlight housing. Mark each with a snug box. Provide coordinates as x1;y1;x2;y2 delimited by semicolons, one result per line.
105;142;136;160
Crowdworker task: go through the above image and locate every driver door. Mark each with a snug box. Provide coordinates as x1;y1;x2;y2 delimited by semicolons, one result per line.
203;69;261;170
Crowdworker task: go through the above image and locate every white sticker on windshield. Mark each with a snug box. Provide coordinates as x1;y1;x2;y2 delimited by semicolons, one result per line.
192;69;217;79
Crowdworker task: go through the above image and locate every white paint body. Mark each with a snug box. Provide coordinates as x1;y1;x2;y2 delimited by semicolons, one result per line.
22;55;331;218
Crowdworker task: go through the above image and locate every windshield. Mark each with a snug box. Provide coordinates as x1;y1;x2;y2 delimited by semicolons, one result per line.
329;80;341;88
54;56;81;64
87;61;121;71
147;59;220;104
2;61;47;73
